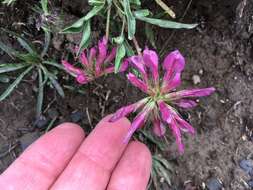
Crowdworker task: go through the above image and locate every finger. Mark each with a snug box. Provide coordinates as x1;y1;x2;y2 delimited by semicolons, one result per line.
107;141;152;190
0;123;85;190
50;115;131;190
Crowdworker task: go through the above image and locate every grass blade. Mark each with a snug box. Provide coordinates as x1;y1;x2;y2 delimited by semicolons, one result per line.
0;63;29;74
0;66;33;101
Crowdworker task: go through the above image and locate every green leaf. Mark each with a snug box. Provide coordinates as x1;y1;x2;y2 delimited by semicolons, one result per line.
145;24;156;48
41;28;51;57
123;0;136;40
0;63;29;74
153;160;172;185
133;9;150;18
61;17;86;34
1;28;37;54
40;0;49;15
61;4;104;34
77;20;91;55
0;41;19;58
129;0;141;5
43;61;65;70
135;16;198;29
114;43;126;73
40;65;65;98
36;68;44;117
88;0;105;6
0;66;33;101
123;40;135;56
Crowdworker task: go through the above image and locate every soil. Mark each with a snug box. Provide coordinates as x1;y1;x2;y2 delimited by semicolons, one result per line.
1;0;253;190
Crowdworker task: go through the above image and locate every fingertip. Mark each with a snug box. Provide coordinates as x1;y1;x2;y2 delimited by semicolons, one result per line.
53;122;85;138
101;114;131;127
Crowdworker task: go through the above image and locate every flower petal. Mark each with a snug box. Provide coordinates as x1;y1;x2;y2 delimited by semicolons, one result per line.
169;87;216;99
119;59;129;72
96;37;108;73
161;72;181;93
143;49;159;83
110;98;148;122
76;74;88;84
152;118;166;137
88;47;97;66
105;47;116;63
163;50;185;75
123;111;147;143
174;99;197;109
162;50;185;87
80;50;89;66
61;60;83;75
176;116;195;135
129;56;148;81
158;101;173;124
127;73;148;93
170;120;184;154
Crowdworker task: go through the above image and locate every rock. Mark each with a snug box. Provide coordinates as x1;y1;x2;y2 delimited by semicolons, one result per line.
192;75;201;85
239;159;253;176
19;132;39;150
34;116;49;130
70;111;83;123
206;178;223;190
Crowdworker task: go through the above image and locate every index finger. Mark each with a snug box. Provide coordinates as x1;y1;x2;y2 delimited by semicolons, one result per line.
51;115;131;190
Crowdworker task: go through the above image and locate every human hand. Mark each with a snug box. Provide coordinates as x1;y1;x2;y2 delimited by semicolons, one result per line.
0;115;152;190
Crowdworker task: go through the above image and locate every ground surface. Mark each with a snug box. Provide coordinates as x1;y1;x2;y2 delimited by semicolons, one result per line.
0;0;253;190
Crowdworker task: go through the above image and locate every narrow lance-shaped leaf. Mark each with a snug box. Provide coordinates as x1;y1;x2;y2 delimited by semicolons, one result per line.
40;0;49;15
114;43;126;73
77;20;91;55
123;0;136;40
0;41;18;58
135;16;198;29
133;9;150;17
61;4;104;34
40;65;65;98
36;68;44;117
41;27;51;57
0;63;29;74
0;66;33;101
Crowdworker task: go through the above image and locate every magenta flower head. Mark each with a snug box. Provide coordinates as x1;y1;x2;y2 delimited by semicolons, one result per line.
61;37;128;84
110;49;215;154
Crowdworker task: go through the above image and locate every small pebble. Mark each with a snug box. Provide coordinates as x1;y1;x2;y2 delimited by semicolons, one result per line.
239;159;253;176
19;132;39;150
199;69;204;75
70;111;83;123
34;116;49;130
206;178;223;190
48;108;59;119
192;75;201;84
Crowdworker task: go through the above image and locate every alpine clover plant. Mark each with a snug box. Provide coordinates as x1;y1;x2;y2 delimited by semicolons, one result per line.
0;29;65;118
61;37;128;84
61;0;198;72
109;49;215;153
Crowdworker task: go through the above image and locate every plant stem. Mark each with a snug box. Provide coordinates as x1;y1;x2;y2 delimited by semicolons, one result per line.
105;4;112;41
132;36;141;55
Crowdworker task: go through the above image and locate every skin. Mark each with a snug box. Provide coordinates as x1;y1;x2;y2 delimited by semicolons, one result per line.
0;115;152;190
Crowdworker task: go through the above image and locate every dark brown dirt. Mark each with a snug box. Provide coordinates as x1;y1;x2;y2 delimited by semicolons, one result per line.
1;0;253;190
